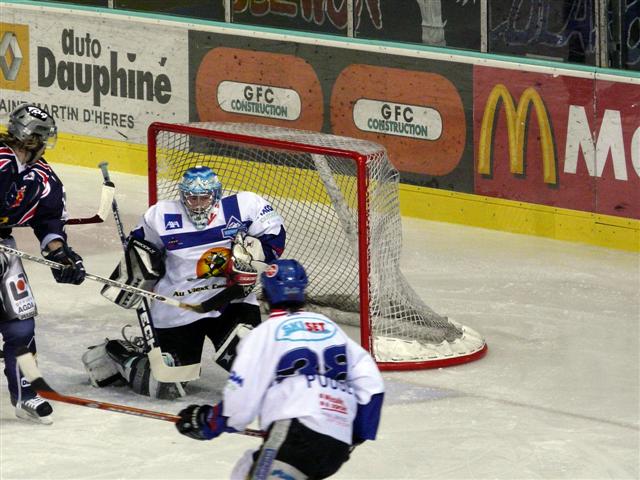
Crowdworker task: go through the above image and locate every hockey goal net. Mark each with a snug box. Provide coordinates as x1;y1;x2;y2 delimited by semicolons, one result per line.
148;122;487;370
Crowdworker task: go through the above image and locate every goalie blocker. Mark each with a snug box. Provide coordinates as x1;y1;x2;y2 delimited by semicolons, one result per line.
101;237;165;308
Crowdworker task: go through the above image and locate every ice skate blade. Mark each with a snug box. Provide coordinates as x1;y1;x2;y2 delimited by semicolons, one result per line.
15;407;53;425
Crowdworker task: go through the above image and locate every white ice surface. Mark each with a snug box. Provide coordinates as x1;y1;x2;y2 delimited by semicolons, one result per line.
1;163;638;480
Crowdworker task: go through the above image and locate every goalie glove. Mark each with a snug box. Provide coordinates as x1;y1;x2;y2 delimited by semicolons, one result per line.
232;233;266;271
226;257;258;297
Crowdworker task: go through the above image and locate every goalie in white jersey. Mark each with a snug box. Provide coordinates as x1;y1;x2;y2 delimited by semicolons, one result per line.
176;259;385;480
86;166;286;398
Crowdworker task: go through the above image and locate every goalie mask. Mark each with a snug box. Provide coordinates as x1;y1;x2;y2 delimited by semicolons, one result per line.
178;166;222;230
8;104;58;164
261;259;308;306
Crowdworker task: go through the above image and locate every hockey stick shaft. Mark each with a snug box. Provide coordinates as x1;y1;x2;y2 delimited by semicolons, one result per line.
97;162;127;247
66;181;116;225
0;243;189;310
15;348;263;438
0;243;242;314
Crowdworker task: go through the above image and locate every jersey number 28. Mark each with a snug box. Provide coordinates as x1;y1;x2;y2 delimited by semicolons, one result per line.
276;345;347;382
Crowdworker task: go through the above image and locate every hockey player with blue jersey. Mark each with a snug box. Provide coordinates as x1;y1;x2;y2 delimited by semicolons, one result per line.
92;165;286;398
0;104;86;424
176;259;385;479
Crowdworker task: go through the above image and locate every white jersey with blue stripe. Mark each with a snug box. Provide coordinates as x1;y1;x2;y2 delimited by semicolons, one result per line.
222;310;385;445
133;191;285;328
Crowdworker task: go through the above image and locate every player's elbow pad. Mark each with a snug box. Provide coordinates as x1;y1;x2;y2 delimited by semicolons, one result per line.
352;392;384;443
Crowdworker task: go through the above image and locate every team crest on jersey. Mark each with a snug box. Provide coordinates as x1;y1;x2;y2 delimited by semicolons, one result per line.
275;317;337;342
164;213;183;230
222;216;247;239
5;183;26;209
9;185;27;208
196;247;232;279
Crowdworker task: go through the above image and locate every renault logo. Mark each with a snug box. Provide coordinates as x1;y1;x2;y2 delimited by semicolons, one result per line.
0;31;22;81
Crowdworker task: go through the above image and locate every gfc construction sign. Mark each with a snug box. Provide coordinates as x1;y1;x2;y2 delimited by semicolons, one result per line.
473;66;640;219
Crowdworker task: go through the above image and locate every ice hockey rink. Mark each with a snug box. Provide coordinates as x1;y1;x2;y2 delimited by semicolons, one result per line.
1;163;638;480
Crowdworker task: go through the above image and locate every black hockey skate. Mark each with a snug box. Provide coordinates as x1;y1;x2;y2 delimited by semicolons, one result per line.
14;395;53;425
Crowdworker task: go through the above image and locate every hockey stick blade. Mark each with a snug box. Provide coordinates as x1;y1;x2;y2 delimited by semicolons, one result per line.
15;347;263;437
67;181;115;225
147;347;200;382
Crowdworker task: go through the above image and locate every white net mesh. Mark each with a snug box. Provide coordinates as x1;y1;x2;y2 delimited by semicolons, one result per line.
151;122;486;368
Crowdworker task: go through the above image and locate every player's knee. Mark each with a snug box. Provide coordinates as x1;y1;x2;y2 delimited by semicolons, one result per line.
214;324;253;372
0;317;35;345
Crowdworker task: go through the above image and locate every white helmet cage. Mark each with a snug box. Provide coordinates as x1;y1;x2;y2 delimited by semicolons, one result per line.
178;166;223;230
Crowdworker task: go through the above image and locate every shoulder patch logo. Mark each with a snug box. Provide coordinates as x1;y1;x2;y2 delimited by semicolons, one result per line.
164;213;183;230
222;215;247;238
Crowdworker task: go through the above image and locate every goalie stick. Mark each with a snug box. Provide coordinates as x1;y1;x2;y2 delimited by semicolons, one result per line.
15;347;264;438
0;243;244;314
97;161;201;382
66;179;116;225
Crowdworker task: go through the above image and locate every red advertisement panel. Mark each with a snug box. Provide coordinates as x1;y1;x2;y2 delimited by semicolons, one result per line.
474;66;639;219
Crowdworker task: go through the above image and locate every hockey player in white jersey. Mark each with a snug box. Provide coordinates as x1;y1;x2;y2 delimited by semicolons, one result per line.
86;166;285;398
176;259;385;480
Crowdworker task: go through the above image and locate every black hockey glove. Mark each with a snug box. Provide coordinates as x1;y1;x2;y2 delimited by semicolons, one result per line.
176;403;230;441
43;243;86;285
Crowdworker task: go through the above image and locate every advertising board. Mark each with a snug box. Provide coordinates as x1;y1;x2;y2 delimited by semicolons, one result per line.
0;9;188;144
474;66;639;219
189;30;474;191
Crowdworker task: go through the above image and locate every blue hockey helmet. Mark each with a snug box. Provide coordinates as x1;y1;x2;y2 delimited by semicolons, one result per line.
178;166;222;230
261;259;309;306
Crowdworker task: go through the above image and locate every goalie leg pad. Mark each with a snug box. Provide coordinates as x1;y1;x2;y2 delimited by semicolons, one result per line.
81;342;124;388
105;340;185;399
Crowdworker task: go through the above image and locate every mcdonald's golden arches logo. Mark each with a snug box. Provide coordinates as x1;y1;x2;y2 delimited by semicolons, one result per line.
0;23;29;92
478;84;557;185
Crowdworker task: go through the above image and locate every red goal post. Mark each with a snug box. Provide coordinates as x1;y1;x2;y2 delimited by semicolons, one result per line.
148;122;487;370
